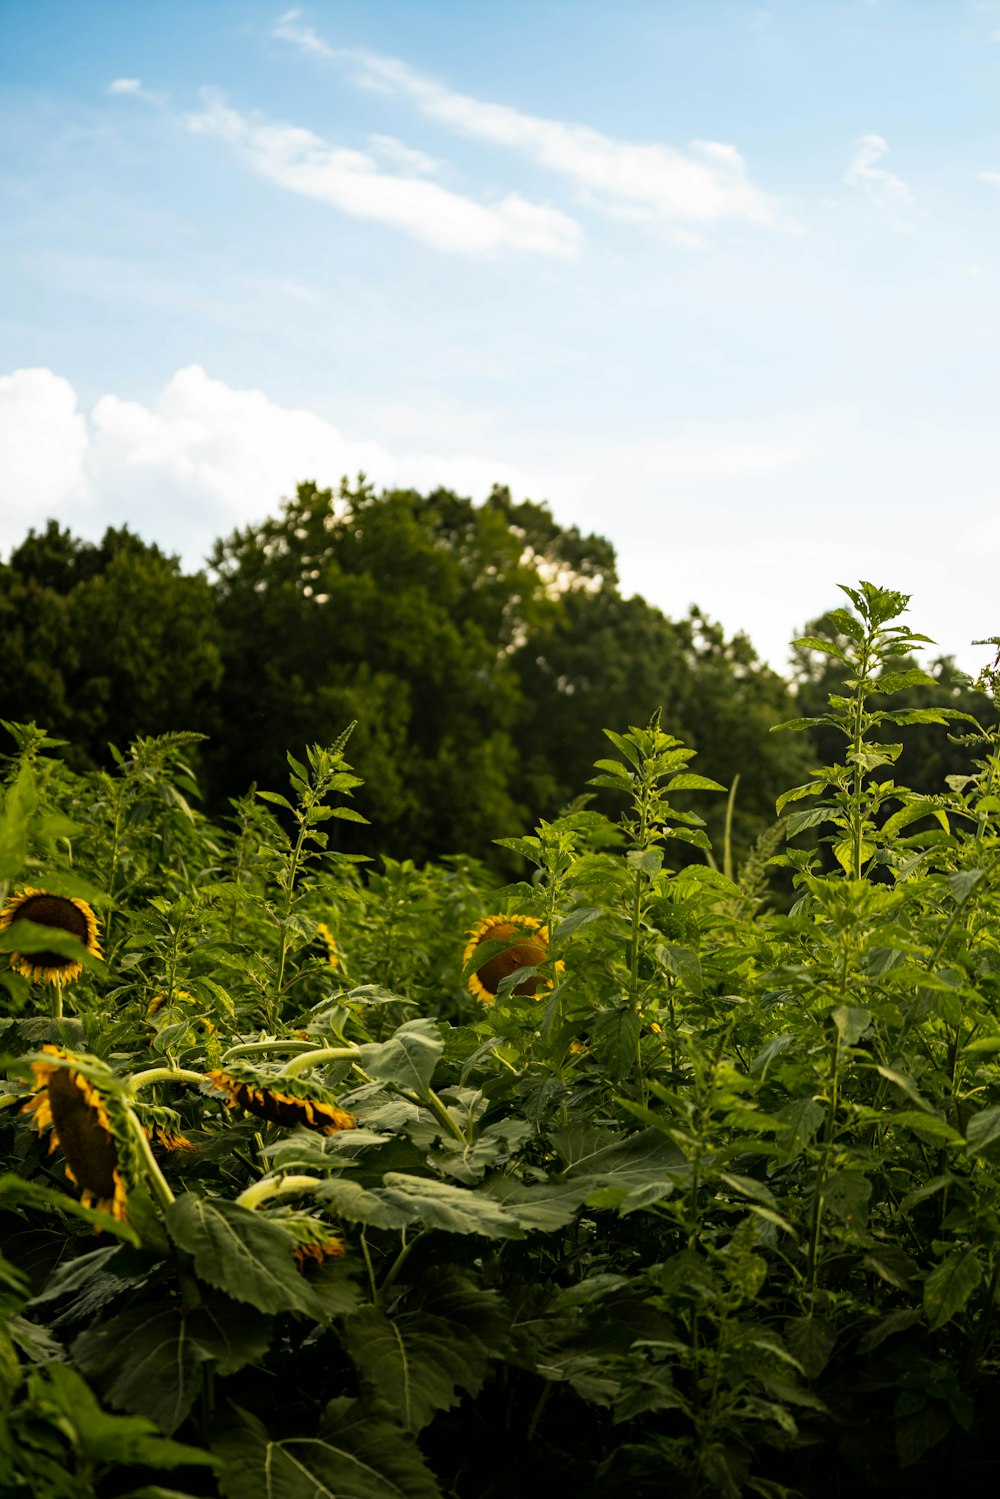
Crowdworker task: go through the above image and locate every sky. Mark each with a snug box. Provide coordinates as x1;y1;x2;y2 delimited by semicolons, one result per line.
2;0;999;676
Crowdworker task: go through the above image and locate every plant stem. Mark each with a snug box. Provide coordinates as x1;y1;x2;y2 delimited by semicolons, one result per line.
126;1066;206;1094
123;1103;176;1212
279;1046;363;1078
236;1173;325;1211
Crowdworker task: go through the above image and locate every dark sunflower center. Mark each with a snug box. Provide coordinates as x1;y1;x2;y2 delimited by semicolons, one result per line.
15;894;88;969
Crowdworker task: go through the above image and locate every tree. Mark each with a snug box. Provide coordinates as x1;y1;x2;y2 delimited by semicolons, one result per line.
0;523;222;769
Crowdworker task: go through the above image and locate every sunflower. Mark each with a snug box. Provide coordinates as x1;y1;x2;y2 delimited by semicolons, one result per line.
0;887;102;986
463;915;561;1005
208;1069;356;1134
315;922;342;971
22;1047;128;1221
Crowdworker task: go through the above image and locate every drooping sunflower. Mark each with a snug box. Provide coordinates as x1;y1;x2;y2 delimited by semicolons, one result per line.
463;915;561;1005
22;1046;128;1221
0;887;102;986
208;1069;356;1135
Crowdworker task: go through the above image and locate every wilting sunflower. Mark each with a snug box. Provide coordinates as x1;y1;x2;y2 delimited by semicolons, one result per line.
22;1046;128;1221
0;887;102;986
463;915;561;1005
208;1069;356;1135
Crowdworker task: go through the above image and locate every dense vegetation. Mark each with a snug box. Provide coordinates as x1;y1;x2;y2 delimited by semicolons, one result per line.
0;480;830;869
1;581;999;1496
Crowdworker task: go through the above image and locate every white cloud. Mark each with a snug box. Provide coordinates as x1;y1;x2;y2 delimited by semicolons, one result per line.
274;9;336;59
0;369;89;540
844;134;912;205
367;134;439;175
978;170;1000;186
274;19;784;233
184;92;582;258
0;365;545;566
107;76;163;104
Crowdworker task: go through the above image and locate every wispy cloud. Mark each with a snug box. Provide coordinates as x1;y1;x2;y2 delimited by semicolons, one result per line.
184;92;582;258
107;76;163;104
274;13;785;234
844;134;912;205
978;170;1000;186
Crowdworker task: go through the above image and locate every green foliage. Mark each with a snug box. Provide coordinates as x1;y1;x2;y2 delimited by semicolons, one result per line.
1;584;1000;1495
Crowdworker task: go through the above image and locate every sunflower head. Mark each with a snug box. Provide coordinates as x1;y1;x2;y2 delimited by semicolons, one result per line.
22;1046;128;1221
463;915;558;1005
208;1068;356;1135
0;888;102;987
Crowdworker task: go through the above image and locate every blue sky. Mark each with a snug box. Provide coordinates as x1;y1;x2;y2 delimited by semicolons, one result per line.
2;0;999;673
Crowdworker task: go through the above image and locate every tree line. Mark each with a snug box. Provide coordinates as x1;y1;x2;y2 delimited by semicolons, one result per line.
0;479;990;870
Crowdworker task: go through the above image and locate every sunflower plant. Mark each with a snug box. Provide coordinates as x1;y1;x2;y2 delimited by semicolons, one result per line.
1;587;1000;1497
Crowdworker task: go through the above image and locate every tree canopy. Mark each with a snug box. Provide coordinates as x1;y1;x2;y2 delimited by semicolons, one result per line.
1;481;822;869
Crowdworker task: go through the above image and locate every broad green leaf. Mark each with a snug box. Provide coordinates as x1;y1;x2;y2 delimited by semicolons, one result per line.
831;1006;872;1046
784;1316;836;1378
890;1111;964;1147
655;943;702;995
215;1402;443;1499
664;773;725;792
923;1250;982;1331
358;1020;445;1095
483;1176;590;1231
340;1306;492;1432
963;1035;1000;1055
25;1363;216;1472
946;869;985;904
166;1195;323;1319
965;1106;1000;1158
785;806;838;837
775;781;826;815
874;669;936;693
863;1245;920;1292
73;1300;271;1433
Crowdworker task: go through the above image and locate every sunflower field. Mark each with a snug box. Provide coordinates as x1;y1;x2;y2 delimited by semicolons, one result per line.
1;581;1000;1498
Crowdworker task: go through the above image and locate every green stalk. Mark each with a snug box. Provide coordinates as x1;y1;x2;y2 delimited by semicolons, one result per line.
279;1046;363;1078
236;1173;325;1211
123;1102;175;1212
221;1039;317;1062
126;1066;206;1094
850;638;871;881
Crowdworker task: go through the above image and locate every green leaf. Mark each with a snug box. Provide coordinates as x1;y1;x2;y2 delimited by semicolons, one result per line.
831;1007;872;1046
890;1110;964;1147
656;943;702;996
791;637;848;661
784;1316;836;1378
215;1402;443;1499
166;1195;324;1318
785;806;837;837
966;1106;1000;1158
340;1306;493;1433
0;763;36;882
73;1300;271;1433
923;1250;982;1331
25;1363;216;1472
664;773;725;792
0;1173;140;1245
321;1173;524;1238
874;669;936;693
358;1019;445;1096
775;781;825;815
